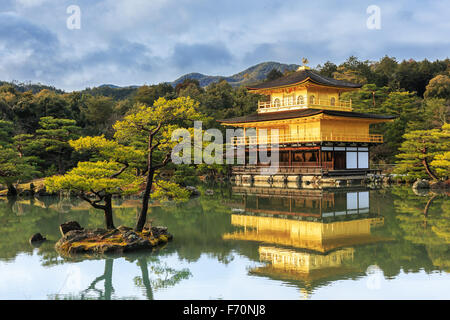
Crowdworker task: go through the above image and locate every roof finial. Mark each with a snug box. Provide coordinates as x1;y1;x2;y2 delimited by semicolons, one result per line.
297;58;310;71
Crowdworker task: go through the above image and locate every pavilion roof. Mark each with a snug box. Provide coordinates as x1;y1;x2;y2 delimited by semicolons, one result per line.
246;68;362;91
218;108;396;124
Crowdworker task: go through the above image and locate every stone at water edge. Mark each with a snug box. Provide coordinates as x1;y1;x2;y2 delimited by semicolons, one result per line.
185;186;200;197
60;221;84;237
29;233;46;243
412;179;430;190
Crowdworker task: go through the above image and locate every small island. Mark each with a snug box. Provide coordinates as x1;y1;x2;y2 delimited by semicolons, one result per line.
55;221;172;256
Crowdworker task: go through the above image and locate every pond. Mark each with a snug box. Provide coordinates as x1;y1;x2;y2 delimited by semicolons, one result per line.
0;185;448;300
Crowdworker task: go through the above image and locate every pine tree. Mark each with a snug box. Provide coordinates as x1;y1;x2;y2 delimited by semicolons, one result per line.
395;123;450;180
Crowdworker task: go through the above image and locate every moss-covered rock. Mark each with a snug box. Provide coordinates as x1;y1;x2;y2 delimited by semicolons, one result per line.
55;224;173;256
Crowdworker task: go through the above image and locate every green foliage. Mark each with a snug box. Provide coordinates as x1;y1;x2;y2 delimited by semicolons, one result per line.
80;95;116;136
114;96;203;151
0;120;13;147
151;180;190;204
81;85;137;101
171;164;200;186
424;74;450;99
134;83;175;106
395;123;450;180
342;87;424;162
191;80;260;129
114;97;204;198
341;84;390;112
70;135;146;168
430;151;450;178
0;147;39;191
81;95;115;125
32;117;81;173
316;61;337;78
45;161;142;196
175;79;202;96
420;98;450;129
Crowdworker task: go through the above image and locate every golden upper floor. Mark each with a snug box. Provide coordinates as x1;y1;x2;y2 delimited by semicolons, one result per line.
247;66;361;113
220;109;394;145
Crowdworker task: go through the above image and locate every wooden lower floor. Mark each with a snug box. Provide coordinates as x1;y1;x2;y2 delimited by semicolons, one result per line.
232;143;375;176
232;165;380;177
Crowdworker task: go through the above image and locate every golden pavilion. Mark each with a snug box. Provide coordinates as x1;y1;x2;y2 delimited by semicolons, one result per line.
219;66;395;181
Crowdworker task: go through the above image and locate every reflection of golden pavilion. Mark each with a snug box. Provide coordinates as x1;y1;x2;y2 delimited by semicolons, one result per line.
224;213;385;253
251;246;356;285
223;188;391;298
259;246;354;273
224;189;386;253
250;246;357;300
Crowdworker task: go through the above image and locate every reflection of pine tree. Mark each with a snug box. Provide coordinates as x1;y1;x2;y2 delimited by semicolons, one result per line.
134;256;191;300
81;258;115;300
49;255;191;300
393;187;450;271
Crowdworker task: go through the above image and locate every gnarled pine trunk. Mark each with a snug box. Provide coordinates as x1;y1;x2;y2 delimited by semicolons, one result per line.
103;194;115;230
7;184;17;197
422;158;439;181
135;133;154;232
80;192;115;230
136;168;154;232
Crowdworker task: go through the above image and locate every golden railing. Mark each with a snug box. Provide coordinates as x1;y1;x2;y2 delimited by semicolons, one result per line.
230;133;383;145
258;98;352;113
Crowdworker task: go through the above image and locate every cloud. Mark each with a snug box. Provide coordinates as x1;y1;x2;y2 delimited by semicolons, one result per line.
171;42;233;71
15;0;51;8
0;0;448;90
0;12;61;80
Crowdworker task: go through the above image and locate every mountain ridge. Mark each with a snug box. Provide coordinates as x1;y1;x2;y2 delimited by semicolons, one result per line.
171;61;300;88
0;61;301;94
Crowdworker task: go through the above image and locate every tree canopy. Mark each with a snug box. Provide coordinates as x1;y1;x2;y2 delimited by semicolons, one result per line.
395;123;450;180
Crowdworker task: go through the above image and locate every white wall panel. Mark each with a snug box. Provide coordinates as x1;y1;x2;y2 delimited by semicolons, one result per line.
346;152;358;169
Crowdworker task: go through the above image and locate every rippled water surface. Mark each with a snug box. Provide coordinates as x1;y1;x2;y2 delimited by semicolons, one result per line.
0;185;448;300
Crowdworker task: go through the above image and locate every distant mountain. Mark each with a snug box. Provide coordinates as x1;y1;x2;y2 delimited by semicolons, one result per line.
81;85;139;100
98;84;121;89
98;84;139;89
0;62;300;96
171;61;300;88
0;80;64;94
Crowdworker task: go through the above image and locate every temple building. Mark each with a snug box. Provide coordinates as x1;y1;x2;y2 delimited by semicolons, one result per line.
219;66;395;184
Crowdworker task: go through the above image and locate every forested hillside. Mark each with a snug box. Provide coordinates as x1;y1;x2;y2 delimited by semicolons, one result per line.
0;55;448;191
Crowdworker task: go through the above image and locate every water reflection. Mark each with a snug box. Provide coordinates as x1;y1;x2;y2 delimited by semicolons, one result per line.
223;186;449;297
0;185;448;299
46;254;192;300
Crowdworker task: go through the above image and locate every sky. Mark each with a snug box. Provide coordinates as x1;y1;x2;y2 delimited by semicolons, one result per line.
0;0;449;91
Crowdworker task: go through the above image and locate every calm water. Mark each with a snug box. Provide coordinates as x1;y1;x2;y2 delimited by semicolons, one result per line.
0;185;448;300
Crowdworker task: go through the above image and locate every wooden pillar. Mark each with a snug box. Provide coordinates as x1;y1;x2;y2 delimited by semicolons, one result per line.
289;150;292;167
318;149;322;168
332;146;335;169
